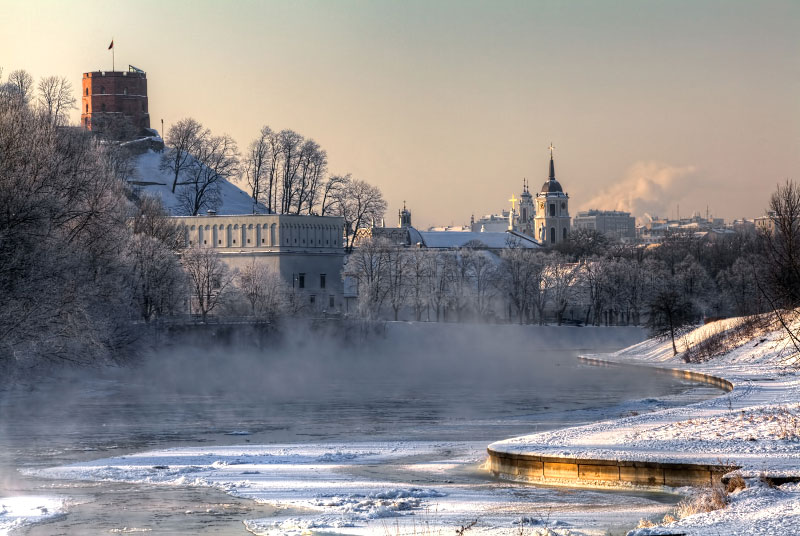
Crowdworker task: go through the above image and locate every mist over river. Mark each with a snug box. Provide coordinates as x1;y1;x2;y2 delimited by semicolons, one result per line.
0;323;724;535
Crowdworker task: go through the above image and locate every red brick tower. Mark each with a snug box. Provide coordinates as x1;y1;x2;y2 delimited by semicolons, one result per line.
81;66;150;132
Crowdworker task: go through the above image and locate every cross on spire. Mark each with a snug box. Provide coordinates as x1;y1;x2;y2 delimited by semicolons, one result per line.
509;194;518;211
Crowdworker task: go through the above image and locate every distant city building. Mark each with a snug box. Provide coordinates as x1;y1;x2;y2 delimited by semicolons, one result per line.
355;205;539;250
573;210;636;241
81;65;150;132
636;212;727;242
754;213;776;235
470;212;511;233
731;218;757;234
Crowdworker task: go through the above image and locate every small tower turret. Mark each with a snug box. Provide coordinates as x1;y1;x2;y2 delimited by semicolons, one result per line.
399;201;412;228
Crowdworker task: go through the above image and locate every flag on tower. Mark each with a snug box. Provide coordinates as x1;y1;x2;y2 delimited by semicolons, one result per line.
108;39;114;50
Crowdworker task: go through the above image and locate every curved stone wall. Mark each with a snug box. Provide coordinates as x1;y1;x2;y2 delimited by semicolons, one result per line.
487;356;735;488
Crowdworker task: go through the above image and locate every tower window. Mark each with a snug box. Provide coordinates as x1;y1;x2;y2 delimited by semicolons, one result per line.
550;227;555;243
85;104;89;113
549;204;555;217
85;88;88;96
563;228;567;240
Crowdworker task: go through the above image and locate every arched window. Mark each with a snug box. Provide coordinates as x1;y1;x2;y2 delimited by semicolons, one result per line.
100;86;105;94
101;103;106;112
123;87;128;95
85;88;88;96
85;104;89;113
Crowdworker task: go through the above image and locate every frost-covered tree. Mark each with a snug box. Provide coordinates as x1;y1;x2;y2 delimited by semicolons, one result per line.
462;248;498;320
237;261;287;320
127;234;185;322
182;247;235;321
546;253;580;325
346;237;390;319
0;98;139;366
36;75;76;126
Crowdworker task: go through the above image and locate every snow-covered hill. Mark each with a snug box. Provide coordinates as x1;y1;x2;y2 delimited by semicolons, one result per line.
129;150;266;216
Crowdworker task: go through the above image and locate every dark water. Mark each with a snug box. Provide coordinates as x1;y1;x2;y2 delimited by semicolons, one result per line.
0;323;723;534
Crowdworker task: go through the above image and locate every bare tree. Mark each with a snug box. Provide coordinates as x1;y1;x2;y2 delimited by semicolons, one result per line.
345;237;390;319
7;69;33;104
177;133;240;216
161;118;208;193
37;75;76;126
320;174;349;216
758;180;800;353
181;247;235;321
384;246;410;321
294;139;327;215
127;233;185;322
405;247;430;321
426;250;452;321
546;253;580;325
278;129;304;213
462;248;498;320
717;255;765;316
130;194;183;250
243;125;275;210
237;260;286;320
329;178;387;252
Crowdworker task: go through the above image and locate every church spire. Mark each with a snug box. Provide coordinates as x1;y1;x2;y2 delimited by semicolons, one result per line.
548;143;556;181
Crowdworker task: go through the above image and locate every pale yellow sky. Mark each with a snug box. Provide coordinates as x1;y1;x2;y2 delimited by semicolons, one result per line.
2;0;798;227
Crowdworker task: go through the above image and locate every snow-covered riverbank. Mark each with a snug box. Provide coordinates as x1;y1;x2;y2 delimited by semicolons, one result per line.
491;315;800;535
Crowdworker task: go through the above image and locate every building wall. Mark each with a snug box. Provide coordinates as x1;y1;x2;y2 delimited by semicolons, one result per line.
173;214;346;313
81;71;149;131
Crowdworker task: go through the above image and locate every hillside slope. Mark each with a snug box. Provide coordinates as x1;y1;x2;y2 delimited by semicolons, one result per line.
129;149;266;216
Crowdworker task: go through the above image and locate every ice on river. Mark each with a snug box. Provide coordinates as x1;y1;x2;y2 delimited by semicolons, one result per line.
27;441;674;535
0;496;65;536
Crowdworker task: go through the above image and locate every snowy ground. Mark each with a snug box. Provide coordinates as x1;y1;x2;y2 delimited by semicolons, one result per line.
130;149;265;216
19;441;678;535
492;316;800;535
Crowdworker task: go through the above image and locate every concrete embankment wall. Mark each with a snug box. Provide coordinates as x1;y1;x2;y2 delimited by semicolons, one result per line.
577;355;734;393
487;451;730;487
487;356;735;488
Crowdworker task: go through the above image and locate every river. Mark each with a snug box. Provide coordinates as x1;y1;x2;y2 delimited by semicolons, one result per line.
0;323;724;535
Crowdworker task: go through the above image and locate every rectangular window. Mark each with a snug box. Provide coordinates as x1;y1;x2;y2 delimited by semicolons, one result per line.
549;204;556;217
329;295;335;308
310;295;316;305
320;274;326;289
298;273;305;289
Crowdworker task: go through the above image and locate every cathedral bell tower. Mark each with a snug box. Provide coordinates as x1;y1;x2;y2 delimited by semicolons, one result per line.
533;144;571;245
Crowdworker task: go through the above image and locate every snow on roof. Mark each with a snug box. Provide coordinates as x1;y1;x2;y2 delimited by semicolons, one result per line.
129;150;267;216
418;230;539;249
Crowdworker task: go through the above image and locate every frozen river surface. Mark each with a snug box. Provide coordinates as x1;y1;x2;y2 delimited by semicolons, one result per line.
0;324;724;535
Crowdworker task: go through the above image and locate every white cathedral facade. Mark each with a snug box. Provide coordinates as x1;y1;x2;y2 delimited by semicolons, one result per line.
508;146;571;245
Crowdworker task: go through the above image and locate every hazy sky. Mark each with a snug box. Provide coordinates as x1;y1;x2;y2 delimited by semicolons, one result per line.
3;0;798;227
